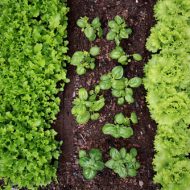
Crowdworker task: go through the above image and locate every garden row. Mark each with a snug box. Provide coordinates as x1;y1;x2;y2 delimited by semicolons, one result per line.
71;16;143;181
0;1;69;189
144;0;190;189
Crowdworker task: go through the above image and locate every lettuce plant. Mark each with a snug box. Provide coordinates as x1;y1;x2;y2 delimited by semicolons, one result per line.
77;17;103;41
144;0;190;189
105;147;140;178
99;66;142;105
71;46;100;75
102;112;138;138
106;16;132;46
0;0;69;189
110;46;142;65
78;149;104;180
72;87;105;124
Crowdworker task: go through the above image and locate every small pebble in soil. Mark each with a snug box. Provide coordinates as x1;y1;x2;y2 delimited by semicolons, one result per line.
139;180;144;187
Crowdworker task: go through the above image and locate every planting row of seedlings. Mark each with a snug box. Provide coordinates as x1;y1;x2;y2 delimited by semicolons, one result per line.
144;0;190;189
0;1;69;189
59;0;158;187
71;15;143;180
2;0;189;189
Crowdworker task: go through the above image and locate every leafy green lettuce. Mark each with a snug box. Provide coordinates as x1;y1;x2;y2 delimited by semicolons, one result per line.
144;0;190;189
0;0;69;189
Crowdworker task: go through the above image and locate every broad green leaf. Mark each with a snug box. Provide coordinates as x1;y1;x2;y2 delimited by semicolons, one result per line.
111;66;124;79
84;27;96;41
116;166;128;178
120;148;127;158
112;79;125;90
83;168;97;180
128;77;142;88
76;66;86;75
89;149;102;160
108;20;118;29
105;160;115;169
77;17;88;28
90;98;105;111
100;74;111;81
99;80;112;90
110;148;121;160
118;55;128;65
76;112;90;124
119;29;129;39
102;124;116;135
90;46;100;56
117;97;125;105
130;112;138;124
106;31;116;41
112;89;123;98
71;51;84;65
110;48;122;59
125;94;134;104
125;88;133;96
91;17;101;28
79;157;90;168
91;113;100;120
128;169;137;177
114;15;124;25
130;148;138;157
119;127;133;138
114;113;126;124
78;88;88;100
93;161;104;171
79;150;87;158
133;53;142;61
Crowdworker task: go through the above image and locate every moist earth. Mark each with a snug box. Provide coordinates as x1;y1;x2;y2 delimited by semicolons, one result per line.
44;0;160;189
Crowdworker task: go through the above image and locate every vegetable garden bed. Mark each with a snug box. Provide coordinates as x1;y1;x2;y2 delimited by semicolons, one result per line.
1;0;190;190
45;0;158;189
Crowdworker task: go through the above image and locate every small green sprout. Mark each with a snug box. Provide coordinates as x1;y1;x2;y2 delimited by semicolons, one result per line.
105;147;140;178
106;15;132;46
133;53;143;61
71;46;100;75
79;149;104;180
99;66;142;105
71;87;105;124
110;46;143;65
102;112;138;138
77;16;103;41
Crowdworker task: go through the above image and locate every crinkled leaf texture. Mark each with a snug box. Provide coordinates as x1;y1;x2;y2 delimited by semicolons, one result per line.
0;0;69;189
144;0;190;189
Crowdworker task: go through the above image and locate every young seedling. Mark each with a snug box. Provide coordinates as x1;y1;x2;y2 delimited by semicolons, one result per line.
71;87;105;124
77;16;103;41
105;147;140;178
99;66;142;105
102;112;138;138
71;46;100;75
110;46;142;65
78;149;104;180
106;15;132;46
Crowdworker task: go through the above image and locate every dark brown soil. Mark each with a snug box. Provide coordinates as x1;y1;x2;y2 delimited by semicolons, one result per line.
45;0;160;190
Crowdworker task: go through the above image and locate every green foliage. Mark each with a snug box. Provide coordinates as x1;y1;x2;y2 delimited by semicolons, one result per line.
99;66;142;105
110;46;142;65
110;46;129;65
106;16;132;46
78;149;104;180
72;88;105;124
105;147;140;178
77;17;103;41
0;0;69;189
102;112;138;138
71;46;100;75
144;0;190;189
